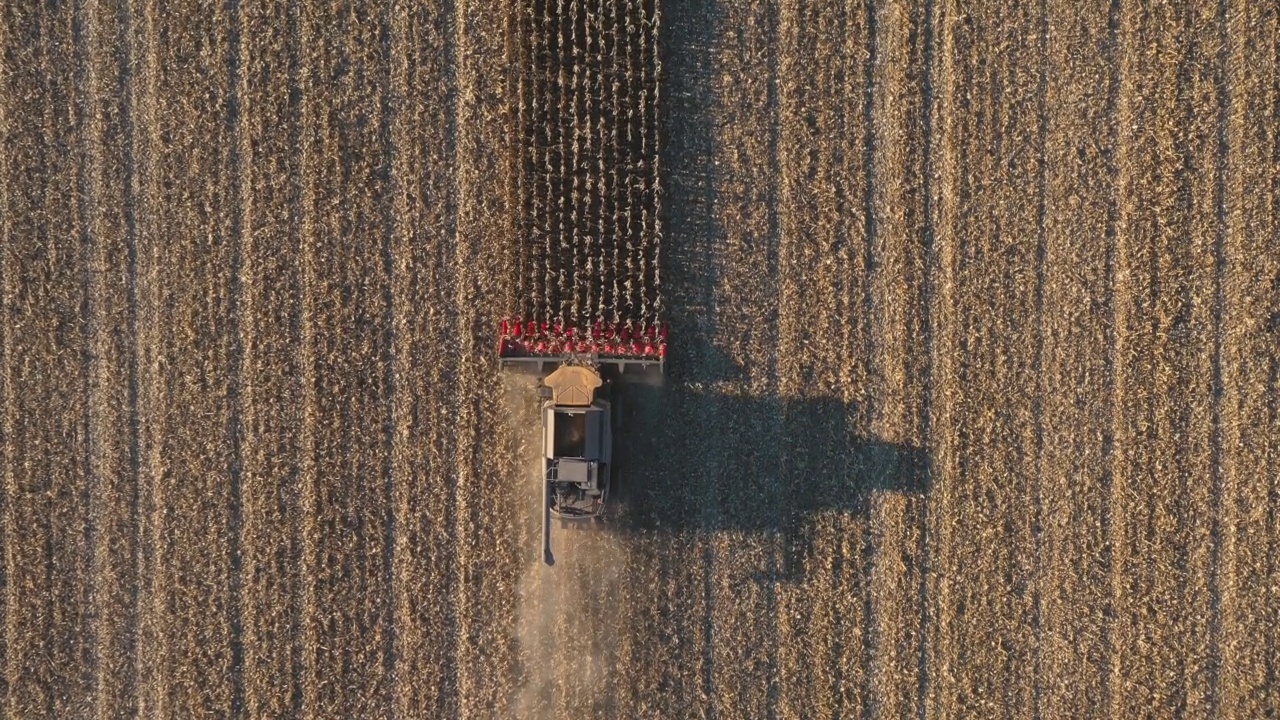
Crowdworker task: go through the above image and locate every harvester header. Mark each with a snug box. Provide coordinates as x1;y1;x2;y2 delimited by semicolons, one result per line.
498;319;667;363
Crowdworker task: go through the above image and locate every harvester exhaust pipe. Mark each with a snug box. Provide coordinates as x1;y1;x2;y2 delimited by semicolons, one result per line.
542;475;555;566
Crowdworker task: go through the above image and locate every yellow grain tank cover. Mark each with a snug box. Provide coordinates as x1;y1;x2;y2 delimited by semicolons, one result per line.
543;366;602;407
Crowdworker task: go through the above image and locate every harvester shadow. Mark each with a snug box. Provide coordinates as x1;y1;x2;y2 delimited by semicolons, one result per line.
614;382;929;582
645;0;930;581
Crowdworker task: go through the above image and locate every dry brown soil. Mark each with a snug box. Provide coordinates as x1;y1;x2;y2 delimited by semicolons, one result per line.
2;0;1278;717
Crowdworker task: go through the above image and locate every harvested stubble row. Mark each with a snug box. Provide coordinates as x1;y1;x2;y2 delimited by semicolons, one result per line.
504;0;662;357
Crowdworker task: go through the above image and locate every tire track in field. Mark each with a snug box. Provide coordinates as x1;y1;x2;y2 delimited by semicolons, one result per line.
377;0;397;703
1112;0;1174;709
776;0;845;714
238;0;305;714
758;1;784;713
0;7;12;710
934;0;1043;713
454;1;519;713
0;3;8;700
836;3;872;716
389;1;461;716
1101;0;1122;712
1261;5;1279;712
55;2;99;708
122;1;143;707
1031;0;1048;711
865;1;885;712
296;2;317;711
1037;0;1120;716
452;4;482;708
1206;0;1229;711
916;0;939;714
1167;3;1220;713
920;0;970;712
73;1;100;707
296;0;395;713
82;0;143;713
450;2;480;712
775;0;806;712
1114;1;1222;713
1171;7;1224;713
3;4;95;714
865;0;933;715
923;0;960;713
1218;3;1280;714
133;0;162;710
1268;358;1279;714
134;1;242;713
295;2;319;708
284;0;311;708
225;1;246;713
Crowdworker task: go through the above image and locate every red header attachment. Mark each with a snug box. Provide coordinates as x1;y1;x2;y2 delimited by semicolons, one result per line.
498;318;667;361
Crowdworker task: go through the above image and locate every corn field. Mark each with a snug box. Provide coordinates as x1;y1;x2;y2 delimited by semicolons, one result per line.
1;0;1278;718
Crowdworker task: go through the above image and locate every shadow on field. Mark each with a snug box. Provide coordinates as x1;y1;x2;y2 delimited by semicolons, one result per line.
645;0;930;582
614;380;929;580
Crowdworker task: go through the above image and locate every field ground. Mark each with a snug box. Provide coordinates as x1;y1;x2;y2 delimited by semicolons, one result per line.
2;0;1279;717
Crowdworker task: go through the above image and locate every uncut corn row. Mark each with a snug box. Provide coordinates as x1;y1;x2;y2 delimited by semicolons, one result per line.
511;0;661;332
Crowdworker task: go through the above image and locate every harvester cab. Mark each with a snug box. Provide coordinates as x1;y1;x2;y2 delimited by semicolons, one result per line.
499;321;665;565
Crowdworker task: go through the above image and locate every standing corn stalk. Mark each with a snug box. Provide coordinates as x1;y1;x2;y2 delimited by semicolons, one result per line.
502;0;664;361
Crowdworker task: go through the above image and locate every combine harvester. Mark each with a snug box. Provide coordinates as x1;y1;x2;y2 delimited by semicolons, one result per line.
500;0;663;565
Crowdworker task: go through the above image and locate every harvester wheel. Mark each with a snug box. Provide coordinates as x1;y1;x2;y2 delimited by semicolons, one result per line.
605;469;627;526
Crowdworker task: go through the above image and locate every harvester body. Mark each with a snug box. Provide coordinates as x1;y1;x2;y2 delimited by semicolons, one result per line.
535;365;613;565
501;342;662;566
